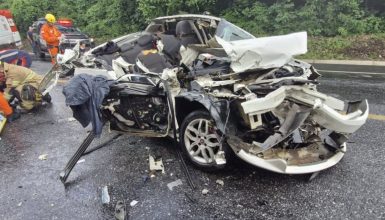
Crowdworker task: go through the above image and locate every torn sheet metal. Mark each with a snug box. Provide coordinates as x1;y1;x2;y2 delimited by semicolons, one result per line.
241;85;368;134
216;32;307;72
175;91;228;133
259;104;311;150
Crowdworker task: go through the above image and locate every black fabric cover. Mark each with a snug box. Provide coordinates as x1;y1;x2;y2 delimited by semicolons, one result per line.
137;34;154;47
92;41;121;56
62;74;113;137
160;34;181;64
137;53;172;73
120;34;155;64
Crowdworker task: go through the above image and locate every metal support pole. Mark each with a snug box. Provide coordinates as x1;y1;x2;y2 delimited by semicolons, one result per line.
59;131;95;184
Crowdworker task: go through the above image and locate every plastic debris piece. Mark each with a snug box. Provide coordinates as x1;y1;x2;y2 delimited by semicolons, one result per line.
167;179;183;191
216;179;224;186
130;200;138;207
57;117;76;123
17;202;22;207
101;186;110;204
202;189;209;195
115;200;126;220
149;155;165;174
77;159;85;164
38;154;48;160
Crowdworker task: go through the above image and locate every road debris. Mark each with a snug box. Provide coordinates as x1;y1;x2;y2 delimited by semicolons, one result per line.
101;186;110;204
76;159;85;164
130;200;138;207
216;179;224;186
308;172;320;182
17;202;22;207
257;200;268;206
38;154;48;160
57;117;76;123
167;179;183;191
202;189;209;195
129;139;142;145
142;175;149;183
184;192;197;203
149;155;165;174
114;200;126;220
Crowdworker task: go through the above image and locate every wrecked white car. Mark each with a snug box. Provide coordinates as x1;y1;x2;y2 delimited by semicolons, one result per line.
57;14;368;182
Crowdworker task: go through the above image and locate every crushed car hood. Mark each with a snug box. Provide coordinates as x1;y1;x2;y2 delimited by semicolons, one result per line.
216;32;308;72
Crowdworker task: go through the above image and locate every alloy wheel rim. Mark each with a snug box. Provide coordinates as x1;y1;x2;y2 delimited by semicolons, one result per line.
184;118;221;164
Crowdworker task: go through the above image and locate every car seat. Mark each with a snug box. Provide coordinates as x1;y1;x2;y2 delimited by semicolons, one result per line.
175;20;201;46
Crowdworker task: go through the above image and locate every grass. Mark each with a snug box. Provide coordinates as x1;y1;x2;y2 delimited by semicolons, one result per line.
299;34;385;60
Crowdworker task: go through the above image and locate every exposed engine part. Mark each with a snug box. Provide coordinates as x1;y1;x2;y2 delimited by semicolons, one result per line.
114;96;169;131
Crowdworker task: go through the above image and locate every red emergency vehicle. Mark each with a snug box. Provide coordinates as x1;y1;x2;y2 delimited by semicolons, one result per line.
0;10;22;49
57;18;73;28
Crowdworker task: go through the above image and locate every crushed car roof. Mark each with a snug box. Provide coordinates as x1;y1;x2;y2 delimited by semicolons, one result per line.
217;32;308;72
152;14;221;22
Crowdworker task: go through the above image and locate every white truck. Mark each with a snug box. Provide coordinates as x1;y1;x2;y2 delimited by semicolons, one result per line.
0;9;22;49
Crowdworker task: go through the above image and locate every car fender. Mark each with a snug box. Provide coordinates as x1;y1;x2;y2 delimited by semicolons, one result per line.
175;91;228;133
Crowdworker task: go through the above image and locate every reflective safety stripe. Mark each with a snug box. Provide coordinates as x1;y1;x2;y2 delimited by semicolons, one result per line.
11;80;19;87
0;50;18;60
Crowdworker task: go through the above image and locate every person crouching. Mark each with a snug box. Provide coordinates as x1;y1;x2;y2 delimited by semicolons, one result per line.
0;61;51;111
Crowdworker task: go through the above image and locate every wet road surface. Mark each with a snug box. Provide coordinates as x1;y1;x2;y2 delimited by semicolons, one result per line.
0;61;384;219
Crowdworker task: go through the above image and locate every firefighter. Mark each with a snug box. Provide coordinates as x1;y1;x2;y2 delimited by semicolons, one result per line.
40;13;62;65
0;61;50;111
0;92;20;122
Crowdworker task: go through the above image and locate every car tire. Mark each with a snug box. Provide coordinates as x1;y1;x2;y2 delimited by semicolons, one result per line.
35;45;45;59
39;52;45;59
179;110;230;171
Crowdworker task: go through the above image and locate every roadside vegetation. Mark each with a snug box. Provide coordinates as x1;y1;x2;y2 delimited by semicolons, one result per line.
1;0;384;60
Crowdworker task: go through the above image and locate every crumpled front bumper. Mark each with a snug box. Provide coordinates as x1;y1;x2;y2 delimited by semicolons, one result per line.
233;85;368;174
241;85;369;134
236;144;347;174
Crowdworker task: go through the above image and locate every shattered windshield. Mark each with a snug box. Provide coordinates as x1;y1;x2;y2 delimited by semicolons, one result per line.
215;19;255;42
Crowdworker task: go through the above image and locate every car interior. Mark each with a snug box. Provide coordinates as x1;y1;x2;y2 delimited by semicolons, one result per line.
92;17;228;75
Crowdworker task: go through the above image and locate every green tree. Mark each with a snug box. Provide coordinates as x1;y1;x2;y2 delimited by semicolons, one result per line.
137;0;217;21
10;0;55;33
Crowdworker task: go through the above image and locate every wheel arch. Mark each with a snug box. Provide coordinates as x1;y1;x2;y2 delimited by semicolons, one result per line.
174;92;228;133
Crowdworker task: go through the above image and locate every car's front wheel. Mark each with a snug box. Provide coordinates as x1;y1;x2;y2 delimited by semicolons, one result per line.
179;110;229;171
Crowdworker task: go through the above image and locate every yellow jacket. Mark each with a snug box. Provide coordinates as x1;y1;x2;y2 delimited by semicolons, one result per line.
2;62;42;95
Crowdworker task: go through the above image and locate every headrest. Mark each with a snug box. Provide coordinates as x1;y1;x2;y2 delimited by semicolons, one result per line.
176;20;194;36
137;34;154;47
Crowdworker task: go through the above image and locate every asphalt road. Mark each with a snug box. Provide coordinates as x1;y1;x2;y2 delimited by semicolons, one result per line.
0;60;384;220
